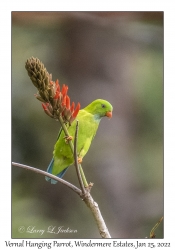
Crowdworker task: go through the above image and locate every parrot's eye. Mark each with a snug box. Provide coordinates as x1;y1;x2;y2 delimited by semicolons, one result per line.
101;104;106;108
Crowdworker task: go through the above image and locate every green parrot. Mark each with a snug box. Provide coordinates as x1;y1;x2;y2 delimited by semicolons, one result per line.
46;99;113;184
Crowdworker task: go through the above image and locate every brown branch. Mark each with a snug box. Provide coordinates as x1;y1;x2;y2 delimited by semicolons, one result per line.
12;161;111;238
83;193;111;238
74;120;86;194
12;162;81;196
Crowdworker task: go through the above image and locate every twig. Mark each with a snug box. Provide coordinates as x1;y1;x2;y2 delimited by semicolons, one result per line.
12;162;81;196
150;216;163;238
79;165;88;188
74;120;86;194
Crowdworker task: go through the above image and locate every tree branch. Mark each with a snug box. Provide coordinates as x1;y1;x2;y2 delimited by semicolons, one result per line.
74;120;86;194
83;193;111;238
12;162;81;196
12;161;111;238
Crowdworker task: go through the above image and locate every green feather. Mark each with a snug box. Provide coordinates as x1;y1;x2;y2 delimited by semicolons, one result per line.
46;99;113;183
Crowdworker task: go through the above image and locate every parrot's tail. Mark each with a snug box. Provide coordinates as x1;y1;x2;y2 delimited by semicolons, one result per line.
45;158;69;184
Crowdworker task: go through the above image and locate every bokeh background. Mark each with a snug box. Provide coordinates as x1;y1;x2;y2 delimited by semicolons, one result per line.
12;11;163;239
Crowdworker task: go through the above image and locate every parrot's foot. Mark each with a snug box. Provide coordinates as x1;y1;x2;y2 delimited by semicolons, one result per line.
64;135;73;144
78;157;83;164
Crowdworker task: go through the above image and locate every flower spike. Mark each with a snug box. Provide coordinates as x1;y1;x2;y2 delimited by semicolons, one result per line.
25;57;80;124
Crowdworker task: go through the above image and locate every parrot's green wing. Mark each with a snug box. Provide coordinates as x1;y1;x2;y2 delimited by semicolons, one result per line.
46;99;113;184
45;127;68;184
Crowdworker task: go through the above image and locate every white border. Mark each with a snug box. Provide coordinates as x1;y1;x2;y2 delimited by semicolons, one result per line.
1;1;175;249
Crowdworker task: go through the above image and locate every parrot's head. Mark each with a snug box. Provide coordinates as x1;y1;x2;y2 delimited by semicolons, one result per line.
84;99;113;120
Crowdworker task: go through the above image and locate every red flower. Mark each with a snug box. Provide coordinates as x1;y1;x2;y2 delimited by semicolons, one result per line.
69;102;80;124
41;79;80;124
42;103;49;110
72;103;80;118
42;103;53;118
66;95;70;110
61;84;68;97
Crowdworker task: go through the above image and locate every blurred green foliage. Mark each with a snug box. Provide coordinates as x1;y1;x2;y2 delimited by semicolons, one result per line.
12;12;163;238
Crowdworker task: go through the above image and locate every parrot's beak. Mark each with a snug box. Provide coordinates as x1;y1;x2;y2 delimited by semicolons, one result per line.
106;111;112;118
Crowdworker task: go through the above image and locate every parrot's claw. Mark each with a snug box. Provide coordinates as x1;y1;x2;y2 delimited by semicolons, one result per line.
64;135;73;144
78;157;83;164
